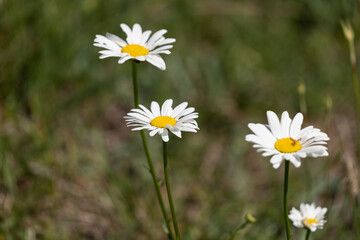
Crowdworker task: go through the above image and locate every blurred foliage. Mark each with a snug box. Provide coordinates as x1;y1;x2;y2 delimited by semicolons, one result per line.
0;0;360;239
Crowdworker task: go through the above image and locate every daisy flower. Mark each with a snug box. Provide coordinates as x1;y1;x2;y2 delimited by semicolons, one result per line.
289;203;327;232
124;99;199;142
93;23;175;70
245;111;329;169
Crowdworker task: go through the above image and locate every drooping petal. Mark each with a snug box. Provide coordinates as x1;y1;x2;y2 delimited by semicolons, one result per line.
145;54;166;70
161;129;169;142
270;154;283;169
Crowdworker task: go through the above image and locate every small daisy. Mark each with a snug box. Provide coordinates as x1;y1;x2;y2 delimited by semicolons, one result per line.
245;111;329;169
93;23;175;70
289;203;327;232
124;99;199;142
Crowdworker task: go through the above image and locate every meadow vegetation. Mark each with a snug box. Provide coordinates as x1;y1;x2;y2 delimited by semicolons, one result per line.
0;0;359;239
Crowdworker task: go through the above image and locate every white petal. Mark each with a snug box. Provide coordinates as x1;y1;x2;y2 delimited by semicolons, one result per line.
161;129;169;142
139;104;155;119
135;56;146;61
246;134;274;148
291;155;302;167
178;113;199;122
262;149;278;157
161;99;173;116
149;129;159;136
131;126;148;131
280;111;292;137
130;108;151;118
289;112;303;138
149;45;173;53
267;111;282;139
270;154;283;169
296;126;314;140
248;123;277;143
105;33;127;47
294;151;306;158
140;30;152;45
120;23;133;44
118;56;132;64
177;125;198;132
171;102;188;117
132;23;143;44
170;128;182;138
146;29;167;50
155;38;176;46
301;146;326;155
174;107;194;119
145;54;166;70
151;101;161;116
127;112;151;122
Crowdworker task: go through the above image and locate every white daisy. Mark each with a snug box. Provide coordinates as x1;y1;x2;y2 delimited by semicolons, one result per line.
289;203;327;232
93;23;176;70
245;111;329;169
124;99;199;142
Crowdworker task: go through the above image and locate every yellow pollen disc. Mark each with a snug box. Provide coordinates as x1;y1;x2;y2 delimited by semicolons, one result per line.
121;44;149;57
274;138;302;153
150;116;177;128
303;218;318;227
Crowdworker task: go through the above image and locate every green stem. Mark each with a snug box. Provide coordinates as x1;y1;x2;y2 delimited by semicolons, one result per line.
163;141;182;240
355;198;360;238
305;229;311;240
132;60;139;107
228;222;248;240
284;161;292;240
132;61;175;240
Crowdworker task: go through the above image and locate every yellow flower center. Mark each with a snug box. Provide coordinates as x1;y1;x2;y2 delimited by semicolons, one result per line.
121;44;149;57
303;218;318;227
150;116;177;128
274;138;302;153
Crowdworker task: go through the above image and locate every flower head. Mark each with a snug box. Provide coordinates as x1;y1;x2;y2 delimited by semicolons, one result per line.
94;23;175;70
245;111;329;168
124;99;199;142
289;203;327;232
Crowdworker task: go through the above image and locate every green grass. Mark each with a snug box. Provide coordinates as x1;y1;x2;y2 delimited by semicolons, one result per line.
0;0;359;239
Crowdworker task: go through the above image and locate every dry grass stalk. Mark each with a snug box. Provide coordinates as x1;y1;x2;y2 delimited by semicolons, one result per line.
336;117;359;199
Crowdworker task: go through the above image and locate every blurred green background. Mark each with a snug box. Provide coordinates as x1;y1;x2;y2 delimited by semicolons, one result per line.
1;0;359;239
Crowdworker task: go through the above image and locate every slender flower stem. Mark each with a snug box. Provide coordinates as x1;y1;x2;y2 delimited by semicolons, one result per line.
131;60;175;240
305;229;311;240
228;214;256;240
283;161;292;240
132;60;139;107
163;141;182;240
228;222;248;240
355;198;360;238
